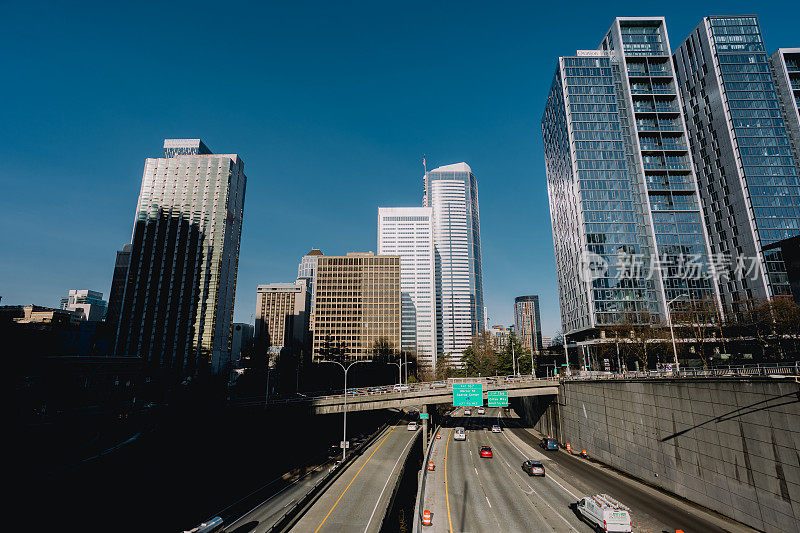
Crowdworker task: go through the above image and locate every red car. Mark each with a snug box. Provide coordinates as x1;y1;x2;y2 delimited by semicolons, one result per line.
479;446;493;458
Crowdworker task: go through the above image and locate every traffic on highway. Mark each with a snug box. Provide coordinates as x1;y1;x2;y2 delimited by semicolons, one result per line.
418;406;754;533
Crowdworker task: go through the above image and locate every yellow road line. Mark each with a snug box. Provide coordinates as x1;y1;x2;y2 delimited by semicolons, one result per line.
314;424;396;533
445;427;453;533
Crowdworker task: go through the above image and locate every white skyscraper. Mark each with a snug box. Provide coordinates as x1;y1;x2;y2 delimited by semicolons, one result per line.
378;207;437;372
423;162;485;364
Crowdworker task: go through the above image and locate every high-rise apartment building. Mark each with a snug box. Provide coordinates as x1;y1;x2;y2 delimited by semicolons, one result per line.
674;17;800;309
423;163;485;362
542;17;718;340
60;289;107;322
256;280;310;353
311;253;400;361
377;207;437;371
514;295;543;353
770;48;800;164
113;139;246;378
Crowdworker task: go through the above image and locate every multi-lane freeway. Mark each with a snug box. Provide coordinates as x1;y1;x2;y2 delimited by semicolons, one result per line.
419;407;754;533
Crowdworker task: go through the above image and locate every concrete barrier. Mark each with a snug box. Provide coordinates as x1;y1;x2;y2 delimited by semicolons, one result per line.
515;377;800;533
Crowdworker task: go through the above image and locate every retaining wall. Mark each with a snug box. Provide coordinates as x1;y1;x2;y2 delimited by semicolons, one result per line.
514;378;800;532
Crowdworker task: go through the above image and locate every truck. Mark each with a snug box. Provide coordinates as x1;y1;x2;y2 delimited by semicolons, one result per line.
575;494;632;532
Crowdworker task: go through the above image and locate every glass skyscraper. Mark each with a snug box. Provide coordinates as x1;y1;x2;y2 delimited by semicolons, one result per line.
423;163;485;363
112;139;246;378
542;17;718;340
378;207;437;371
514;295;543;353
674;17;800;310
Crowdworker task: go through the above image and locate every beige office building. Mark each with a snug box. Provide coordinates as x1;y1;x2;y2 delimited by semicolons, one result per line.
312;253;401;361
256;279;310;353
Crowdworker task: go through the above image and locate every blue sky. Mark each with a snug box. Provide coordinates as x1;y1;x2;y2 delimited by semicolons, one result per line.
1;1;798;337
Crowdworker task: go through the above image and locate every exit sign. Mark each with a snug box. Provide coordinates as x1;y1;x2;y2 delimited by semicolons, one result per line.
419;413;429;420
453;383;483;406
487;390;508;407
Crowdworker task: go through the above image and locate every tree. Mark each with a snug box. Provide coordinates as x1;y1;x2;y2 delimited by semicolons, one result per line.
673;296;719;368
463;331;498;377
370;337;395;363
496;333;530;375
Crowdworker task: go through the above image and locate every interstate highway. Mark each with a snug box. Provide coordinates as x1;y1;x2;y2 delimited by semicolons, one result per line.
420;408;754;533
289;419;420;533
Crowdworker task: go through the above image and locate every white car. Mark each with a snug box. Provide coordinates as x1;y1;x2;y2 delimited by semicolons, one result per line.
477;407;486;415
463;408;472;416
491;425;501;433
576;494;632;532
407;422;418;431
393;384;410;392
453;427;466;441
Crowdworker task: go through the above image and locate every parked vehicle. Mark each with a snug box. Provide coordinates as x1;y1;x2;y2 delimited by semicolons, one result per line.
576;494;632;532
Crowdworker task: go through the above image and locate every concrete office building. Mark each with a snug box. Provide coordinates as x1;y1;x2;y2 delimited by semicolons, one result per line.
542;18;718;340
256;280;310;353
488;324;512;350
377;207;437;371
112;139;246;378
674;17;800;309
514;295;543;353
60;289;107;322
423;163;485;363
311;253;401;361
770;49;800;166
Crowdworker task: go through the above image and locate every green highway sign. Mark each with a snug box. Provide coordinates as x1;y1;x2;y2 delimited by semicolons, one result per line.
453;383;483;406
419;413;429;420
487;390;509;407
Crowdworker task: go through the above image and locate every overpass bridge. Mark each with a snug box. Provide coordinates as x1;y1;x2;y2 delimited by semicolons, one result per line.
233;376;559;415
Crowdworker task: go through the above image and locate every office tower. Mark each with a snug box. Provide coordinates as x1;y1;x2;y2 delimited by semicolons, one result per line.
770;49;800;176
542;17;718;340
311;253;400;361
106;244;132;333
675;17;800;309
230;322;254;363
60;289;107;322
488;324;512;350
514;295;543;353
255;280;310;353
541;335;553;349
423;162;485;363
113;139;246;378
377;207;437;372
297;248;323;329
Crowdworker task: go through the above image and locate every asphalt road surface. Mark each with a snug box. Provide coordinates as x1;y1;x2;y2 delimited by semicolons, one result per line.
290;419;420;533
419;407;754;533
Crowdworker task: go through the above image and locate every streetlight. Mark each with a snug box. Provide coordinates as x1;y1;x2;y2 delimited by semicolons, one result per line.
667;294;687;373
321;359;372;463
387;361;410;385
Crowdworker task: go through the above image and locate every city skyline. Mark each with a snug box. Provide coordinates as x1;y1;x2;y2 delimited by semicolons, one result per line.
2;3;799;339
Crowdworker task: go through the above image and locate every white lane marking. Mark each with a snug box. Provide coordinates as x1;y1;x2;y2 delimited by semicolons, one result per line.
495;411;581;532
363;429;418;533
474;467;479;476
497;411;578;500
486;496;492;508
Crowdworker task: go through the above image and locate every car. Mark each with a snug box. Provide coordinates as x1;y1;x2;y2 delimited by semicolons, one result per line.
541;437;559;451
491;425;501;433
479;446;493;458
576;494;632;532
393;384;410;392
454;427;466;441
522;460;545;476
477;407;486;415
463;408;472;416
407;422;418;431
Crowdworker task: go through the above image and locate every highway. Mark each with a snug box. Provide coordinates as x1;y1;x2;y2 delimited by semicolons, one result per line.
289;418;420;533
420;408;754;533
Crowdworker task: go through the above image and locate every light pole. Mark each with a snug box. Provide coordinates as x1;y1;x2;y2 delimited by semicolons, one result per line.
321;359;371;463
667;294;687;372
563;333;571;376
511;337;517;376
387;361;410;385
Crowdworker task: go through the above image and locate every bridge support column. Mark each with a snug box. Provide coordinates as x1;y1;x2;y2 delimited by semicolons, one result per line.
422;404;428;453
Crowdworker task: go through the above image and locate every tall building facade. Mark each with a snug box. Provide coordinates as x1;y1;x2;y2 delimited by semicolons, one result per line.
674;17;800;310
113;139;246;378
514;295;543;353
377;207;437;371
106;244;132;334
297;248;323;332
311;253;400;361
770;48;800;164
423;163;485;362
60;289;107;322
542;18;718;339
255;280;310;353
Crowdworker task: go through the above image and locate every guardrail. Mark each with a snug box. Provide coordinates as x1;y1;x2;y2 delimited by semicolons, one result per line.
413;415;447;533
564;362;799;381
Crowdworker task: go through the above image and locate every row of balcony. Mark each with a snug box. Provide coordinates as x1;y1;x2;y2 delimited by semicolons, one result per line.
639;142;688;151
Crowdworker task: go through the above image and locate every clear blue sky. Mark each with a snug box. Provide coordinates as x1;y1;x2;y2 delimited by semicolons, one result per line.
1;1;797;337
